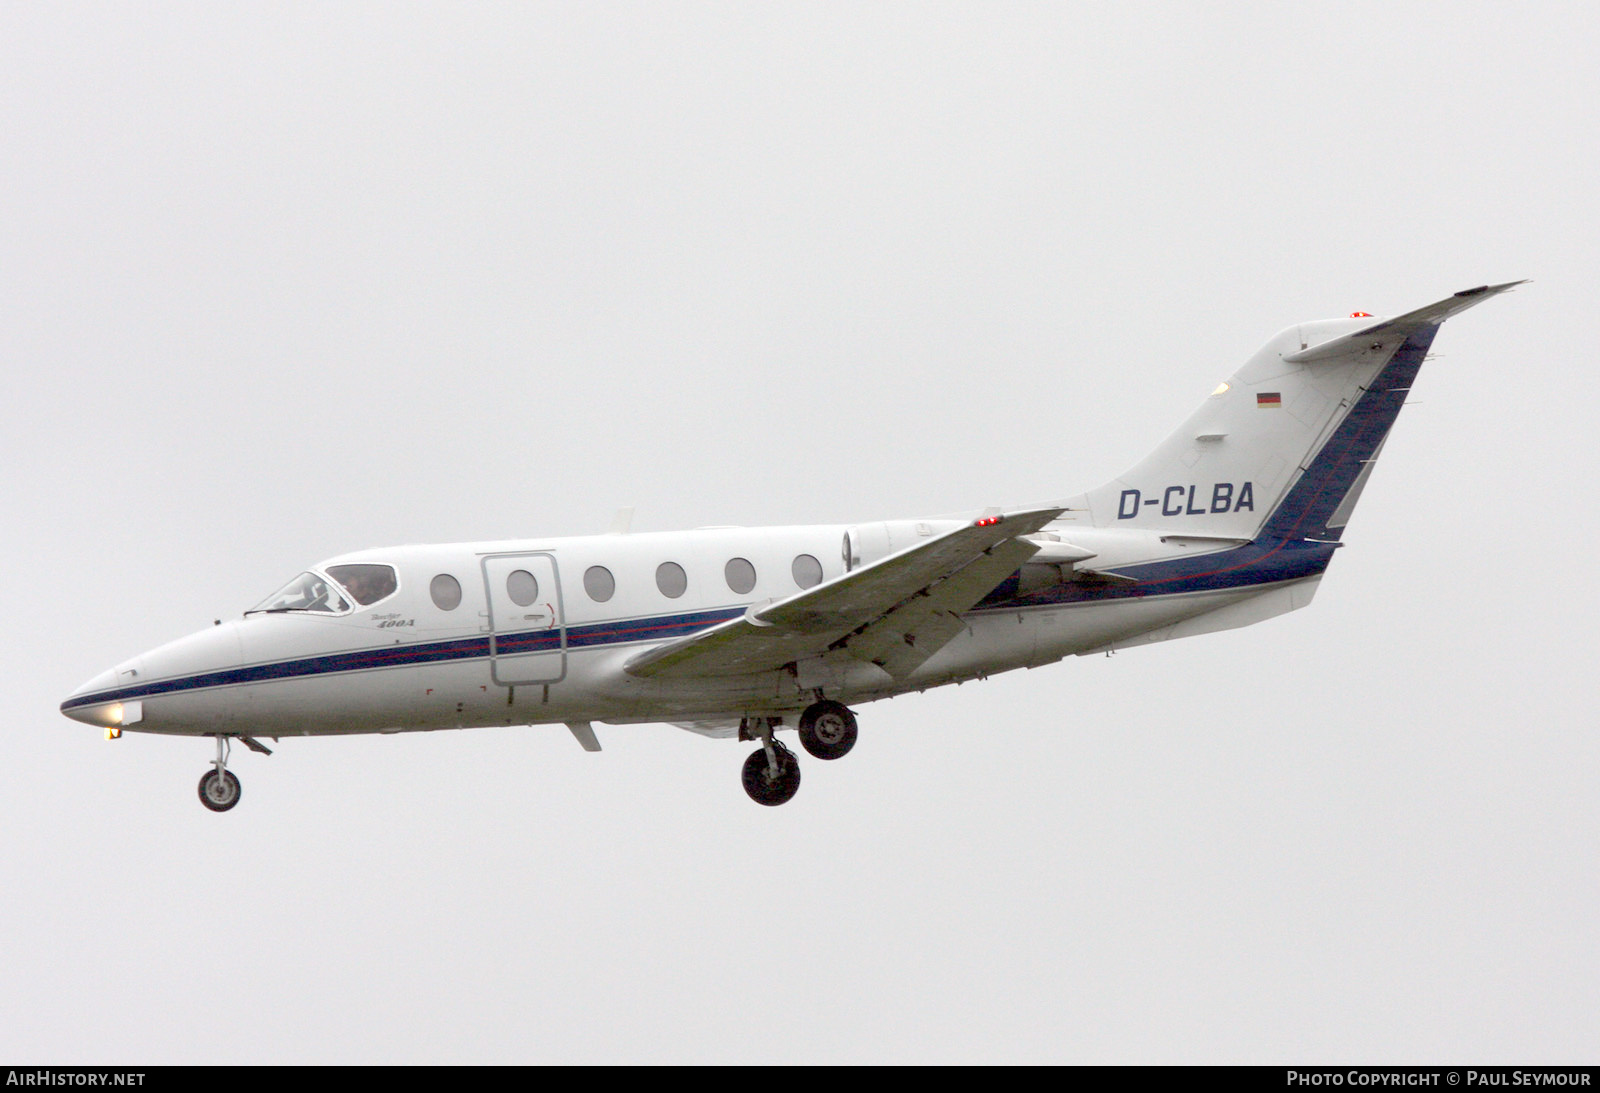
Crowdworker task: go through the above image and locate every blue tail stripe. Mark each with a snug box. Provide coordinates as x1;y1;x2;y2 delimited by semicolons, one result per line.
1261;327;1437;541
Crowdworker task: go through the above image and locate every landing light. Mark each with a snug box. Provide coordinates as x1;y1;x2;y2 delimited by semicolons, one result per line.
106;726;121;740
1211;381;1230;397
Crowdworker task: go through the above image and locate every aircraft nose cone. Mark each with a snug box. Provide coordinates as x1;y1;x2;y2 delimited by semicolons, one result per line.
60;623;243;733
60;667;123;727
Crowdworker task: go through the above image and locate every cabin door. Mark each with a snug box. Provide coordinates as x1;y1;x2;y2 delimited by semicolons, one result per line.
480;552;567;685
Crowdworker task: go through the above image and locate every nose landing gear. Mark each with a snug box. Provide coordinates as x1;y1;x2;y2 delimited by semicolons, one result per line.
198;735;241;812
195;735;272;811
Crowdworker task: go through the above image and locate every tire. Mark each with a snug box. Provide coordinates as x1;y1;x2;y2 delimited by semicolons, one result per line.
198;768;242;812
741;742;801;806
798;700;857;761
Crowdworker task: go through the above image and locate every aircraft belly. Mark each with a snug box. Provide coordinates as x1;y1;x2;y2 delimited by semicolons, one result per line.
901;586;1277;688
237;671;423;735
135;689;239;735
1047;589;1255;656
899;612;1035;687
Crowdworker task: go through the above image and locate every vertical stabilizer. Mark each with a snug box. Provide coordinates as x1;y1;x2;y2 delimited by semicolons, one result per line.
1063;283;1522;542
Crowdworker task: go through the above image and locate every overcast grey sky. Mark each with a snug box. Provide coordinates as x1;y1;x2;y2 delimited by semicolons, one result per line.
3;2;1596;1063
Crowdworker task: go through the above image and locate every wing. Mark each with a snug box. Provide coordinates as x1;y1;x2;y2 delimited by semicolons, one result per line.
623;506;1065;680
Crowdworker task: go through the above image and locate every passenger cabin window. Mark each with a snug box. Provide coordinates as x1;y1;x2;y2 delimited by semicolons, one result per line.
584;565;615;602
725;557;757;595
430;573;463;611
326;564;398;606
506;569;539;606
247;572;352;615
792;554;823;589
655;562;687;599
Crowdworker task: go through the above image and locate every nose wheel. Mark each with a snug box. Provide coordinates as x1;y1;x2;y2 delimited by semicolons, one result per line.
198;768;241;811
197;734;242;812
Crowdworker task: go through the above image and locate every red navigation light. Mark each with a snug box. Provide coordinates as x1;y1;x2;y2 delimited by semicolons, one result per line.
1351;311;1372;318
974;515;1002;527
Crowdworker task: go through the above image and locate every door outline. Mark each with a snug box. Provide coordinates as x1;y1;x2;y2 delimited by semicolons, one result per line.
480;552;567;686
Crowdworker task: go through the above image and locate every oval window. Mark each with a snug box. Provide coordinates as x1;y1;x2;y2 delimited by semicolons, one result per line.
584;565;615;603
430;573;463;611
506;569;539;606
792;554;823;589
725;557;757;595
655;561;687;599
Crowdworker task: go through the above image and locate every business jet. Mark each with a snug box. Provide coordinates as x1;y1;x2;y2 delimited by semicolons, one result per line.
60;283;1521;810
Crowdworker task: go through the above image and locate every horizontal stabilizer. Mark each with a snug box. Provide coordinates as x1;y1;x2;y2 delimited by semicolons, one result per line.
1284;280;1526;364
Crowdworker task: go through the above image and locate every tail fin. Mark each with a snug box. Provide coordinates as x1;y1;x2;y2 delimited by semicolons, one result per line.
1069;282;1523;541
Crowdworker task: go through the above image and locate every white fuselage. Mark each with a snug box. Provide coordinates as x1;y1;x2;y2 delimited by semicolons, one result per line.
61;519;1310;741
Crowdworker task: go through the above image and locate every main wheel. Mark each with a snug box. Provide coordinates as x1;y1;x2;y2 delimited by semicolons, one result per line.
198;768;241;812
798;700;857;761
742;742;801;806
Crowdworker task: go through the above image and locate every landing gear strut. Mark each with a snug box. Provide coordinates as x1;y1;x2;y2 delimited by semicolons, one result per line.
741;718;801;806
198;734;241;812
798;700;857;761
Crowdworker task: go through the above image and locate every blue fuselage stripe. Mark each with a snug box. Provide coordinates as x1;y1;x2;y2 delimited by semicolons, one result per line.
60;607;746;711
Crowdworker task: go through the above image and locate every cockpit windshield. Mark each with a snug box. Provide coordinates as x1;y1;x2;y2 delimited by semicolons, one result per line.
326;564;398;606
246;572;353;615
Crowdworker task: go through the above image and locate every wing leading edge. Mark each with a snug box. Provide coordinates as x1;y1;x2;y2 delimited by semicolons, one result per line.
623;506;1065;681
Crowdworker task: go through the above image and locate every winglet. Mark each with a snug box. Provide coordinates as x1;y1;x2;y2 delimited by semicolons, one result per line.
1284;280;1525;364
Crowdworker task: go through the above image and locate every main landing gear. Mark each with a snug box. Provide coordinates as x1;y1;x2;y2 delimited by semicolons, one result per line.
742;736;800;806
740;700;859;806
798;700;857;761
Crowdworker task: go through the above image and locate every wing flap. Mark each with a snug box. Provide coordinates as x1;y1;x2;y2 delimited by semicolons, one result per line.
843;535;1040;678
623;506;1063;680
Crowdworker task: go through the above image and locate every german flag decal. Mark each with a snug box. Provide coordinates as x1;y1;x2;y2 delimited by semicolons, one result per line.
1256;392;1282;408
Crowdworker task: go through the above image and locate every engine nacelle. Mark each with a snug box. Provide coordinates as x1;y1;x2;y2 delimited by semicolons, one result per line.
842;519;968;571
